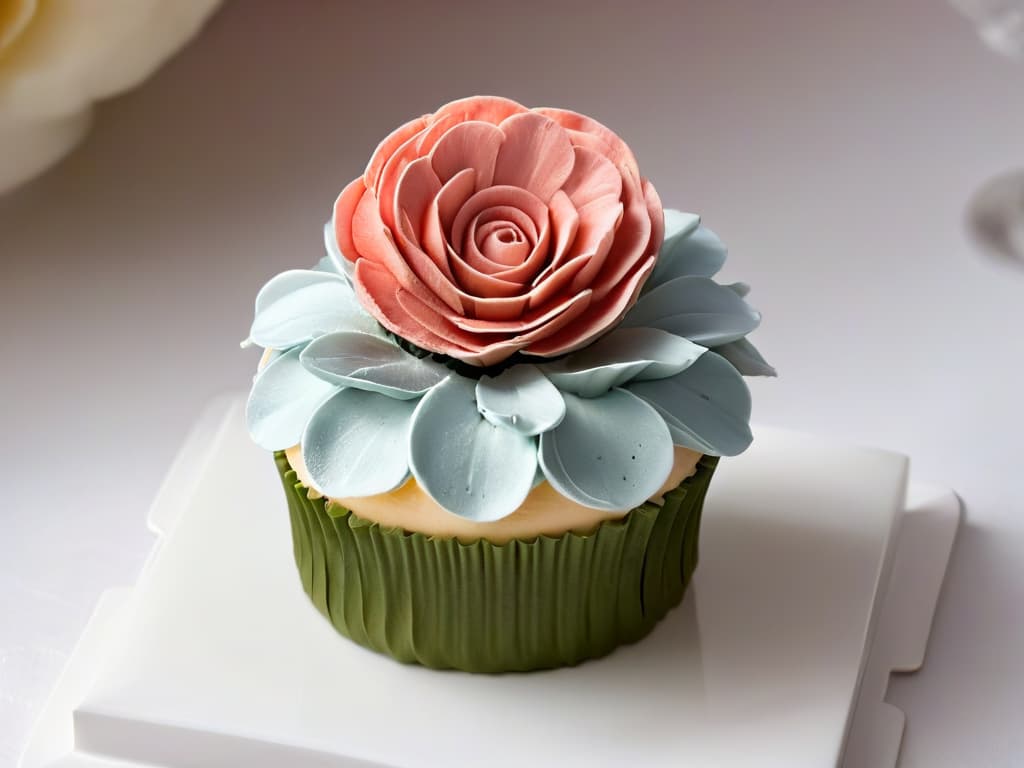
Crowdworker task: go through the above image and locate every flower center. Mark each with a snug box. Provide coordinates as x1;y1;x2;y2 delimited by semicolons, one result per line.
477;221;530;266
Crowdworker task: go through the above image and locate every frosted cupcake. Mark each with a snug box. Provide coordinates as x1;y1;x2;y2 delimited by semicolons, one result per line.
244;96;774;672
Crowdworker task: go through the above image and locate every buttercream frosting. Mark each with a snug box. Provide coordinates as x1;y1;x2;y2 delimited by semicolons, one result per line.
285;444;702;543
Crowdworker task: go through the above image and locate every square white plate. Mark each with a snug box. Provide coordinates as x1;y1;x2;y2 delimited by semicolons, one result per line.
20;396;958;768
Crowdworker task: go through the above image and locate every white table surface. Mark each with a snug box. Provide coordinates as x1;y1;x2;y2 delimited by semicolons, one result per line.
1;1;1021;766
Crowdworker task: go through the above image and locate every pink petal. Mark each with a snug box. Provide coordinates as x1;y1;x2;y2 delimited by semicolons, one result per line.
422;168;475;278
459;206;539;276
527;255;656;357
530;190;579;286
450;257;524;299
561;146;622;208
396;210;465;314
527;254;590;310
512;288;594;346
534;107;640;176
376;129;428;231
643;178;665;261
353;259;471;357
450;186;546;254
413;113;457;155
453;286;588;334
394;156;441;235
363;115;428;191
430;121;503;188
490;209;552;284
565;196;624;293
479;231;532;267
428;95;528;128
492;112;575;203
586;165;652;302
351;189;453;315
333;177;367;263
467;294;531;322
396;288;526;364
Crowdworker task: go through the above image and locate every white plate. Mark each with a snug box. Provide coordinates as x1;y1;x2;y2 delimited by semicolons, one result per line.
20;395;959;768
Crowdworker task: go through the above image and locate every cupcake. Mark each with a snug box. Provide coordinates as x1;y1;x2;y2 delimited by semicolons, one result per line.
243;96;774;673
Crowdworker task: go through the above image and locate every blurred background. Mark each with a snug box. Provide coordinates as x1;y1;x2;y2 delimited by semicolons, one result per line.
1;1;1022;765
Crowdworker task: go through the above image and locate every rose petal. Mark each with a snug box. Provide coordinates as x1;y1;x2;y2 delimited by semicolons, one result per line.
450;186;546;253
493;112;575;203
375;128;427;230
535;107;641;176
583;165;653;301
395;287;528;364
353;258;472;357
490;211;551;283
527;254;590;310
363;114;428;191
564;195;624;293
528;255;656;357
450;257;525;298
422;167;475;278
333;177;366;264
561;146;622;208
428;95;527;127
530;190;580;286
352;188;462;314
453;287;591;334
643;178;665;263
429;120;503;188
398;210;468;314
394;155;441;236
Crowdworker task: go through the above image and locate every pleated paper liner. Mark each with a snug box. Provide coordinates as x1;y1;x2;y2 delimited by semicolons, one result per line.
275;451;719;673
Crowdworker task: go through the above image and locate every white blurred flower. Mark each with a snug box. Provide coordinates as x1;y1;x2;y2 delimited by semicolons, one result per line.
0;0;221;194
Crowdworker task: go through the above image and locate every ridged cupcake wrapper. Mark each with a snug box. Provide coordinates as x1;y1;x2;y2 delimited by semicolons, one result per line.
275;452;719;673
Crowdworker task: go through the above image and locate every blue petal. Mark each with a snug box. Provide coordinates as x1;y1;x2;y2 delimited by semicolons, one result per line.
543;327;706;397
300;331;448;400
622;275;760;346
323;220;355;281
302;388;415;497
409;376;537;521
246;346;339;451
476;365;565;436
249;269;377;348
725;281;750;298
644;212;727;293
538;389;674;511
715;337;777;377
627;351;753;456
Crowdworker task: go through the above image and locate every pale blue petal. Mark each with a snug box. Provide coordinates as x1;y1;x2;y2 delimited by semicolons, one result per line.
725;281;751;298
622;275;760;346
246;346;339;451
715;337;777;377
476;365;565;436
323;220;355;280
644;213;727;293
628;351;753;456
302;388;415;497
538;389;674;511
409;376;537;521
249;269;378;348
313;254;340;275
543;327;706;397
300;331;448;400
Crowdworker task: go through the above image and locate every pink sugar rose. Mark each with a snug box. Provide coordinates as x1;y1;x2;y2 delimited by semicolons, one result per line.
334;96;664;366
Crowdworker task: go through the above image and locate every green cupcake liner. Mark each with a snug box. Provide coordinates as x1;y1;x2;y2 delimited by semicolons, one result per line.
275;451;718;673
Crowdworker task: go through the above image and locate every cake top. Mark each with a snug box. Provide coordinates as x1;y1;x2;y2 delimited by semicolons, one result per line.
244;95;774;521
